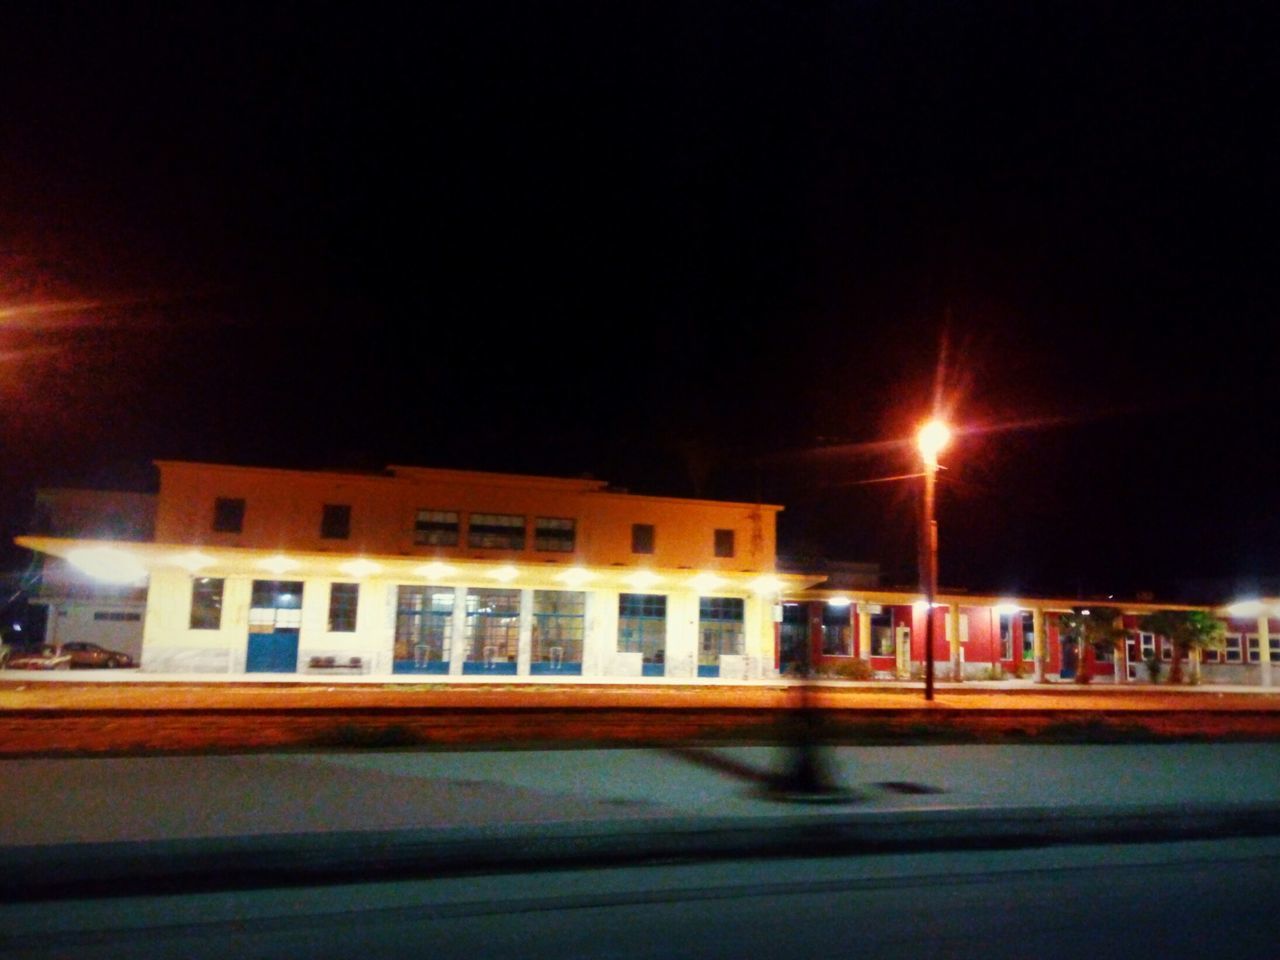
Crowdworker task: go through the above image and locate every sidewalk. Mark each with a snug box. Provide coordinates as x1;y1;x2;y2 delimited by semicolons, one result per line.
5;742;1280;900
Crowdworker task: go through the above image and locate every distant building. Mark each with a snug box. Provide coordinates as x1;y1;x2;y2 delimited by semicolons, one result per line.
26;487;156;659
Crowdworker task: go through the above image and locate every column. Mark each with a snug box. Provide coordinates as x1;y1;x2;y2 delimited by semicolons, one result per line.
1032;606;1047;683
947;604;961;682
1258;614;1272;688
858;604;872;662
517;588;533;675
583;589;618;678
665;591;698;678
448;585;466;676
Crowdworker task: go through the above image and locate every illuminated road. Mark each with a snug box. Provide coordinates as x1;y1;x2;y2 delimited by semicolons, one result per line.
4;838;1278;959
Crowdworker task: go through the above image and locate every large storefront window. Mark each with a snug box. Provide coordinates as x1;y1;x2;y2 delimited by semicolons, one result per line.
532;590;584;674
821;602;853;656
619;593;666;676
698;596;744;677
464;588;520;674
393;585;454;673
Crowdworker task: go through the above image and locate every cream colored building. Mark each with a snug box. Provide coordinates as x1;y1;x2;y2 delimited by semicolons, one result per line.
19;463;812;679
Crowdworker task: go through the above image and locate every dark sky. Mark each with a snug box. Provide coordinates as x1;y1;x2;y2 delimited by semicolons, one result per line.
1;1;1277;599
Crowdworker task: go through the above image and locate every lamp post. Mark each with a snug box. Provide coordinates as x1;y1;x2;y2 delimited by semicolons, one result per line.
917;419;950;702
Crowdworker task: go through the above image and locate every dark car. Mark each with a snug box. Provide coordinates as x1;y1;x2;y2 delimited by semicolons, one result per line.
60;642;136;668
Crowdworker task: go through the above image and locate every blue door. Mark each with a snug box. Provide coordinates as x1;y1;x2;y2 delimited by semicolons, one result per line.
246;628;300;673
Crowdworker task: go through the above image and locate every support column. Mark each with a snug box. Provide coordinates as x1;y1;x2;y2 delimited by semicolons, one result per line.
665;591;698;678
858;604;872;662
448;585;466;676
517;588;533;675
1032;606;1047;683
583;589;618;678
948;604;962;682
1258;614;1272;688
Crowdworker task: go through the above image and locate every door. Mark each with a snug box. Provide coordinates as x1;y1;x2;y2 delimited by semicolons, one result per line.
246;580;303;673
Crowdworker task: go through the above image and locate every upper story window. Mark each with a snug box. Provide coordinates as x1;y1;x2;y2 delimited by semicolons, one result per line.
212;497;245;534
468;513;526;550
535;517;575;552
631;523;655;555
321;504;351;540
714;529;735;558
415;510;460;546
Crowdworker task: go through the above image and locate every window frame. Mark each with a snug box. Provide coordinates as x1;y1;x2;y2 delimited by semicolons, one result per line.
190;577;225;630
467;513;527;550
414;509;460;547
212;497;245;534
327;582;360;633
534;517;576;553
320;504;352;540
713;529;735;559
631;523;655;555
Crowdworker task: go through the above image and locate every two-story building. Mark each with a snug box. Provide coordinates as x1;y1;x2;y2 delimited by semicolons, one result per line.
18;462;809;679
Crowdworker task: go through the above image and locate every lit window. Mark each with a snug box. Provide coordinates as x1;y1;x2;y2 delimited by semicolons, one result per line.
699;597;745;669
631;523;655;555
871;611;895;657
533;590;585;670
465;588;521;666
190;578;225;630
212;498;245;534
328;583;359;633
468;514;526;550
320;504;351;540
821;602;852;656
619;593;666;664
714;529;735;558
534;517;575;553
414;510;460;547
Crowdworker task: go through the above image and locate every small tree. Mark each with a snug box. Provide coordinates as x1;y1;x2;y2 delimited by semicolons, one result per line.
1058;606;1125;683
1138;610;1227;684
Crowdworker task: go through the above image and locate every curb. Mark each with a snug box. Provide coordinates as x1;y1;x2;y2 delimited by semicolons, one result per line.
6;801;1280;902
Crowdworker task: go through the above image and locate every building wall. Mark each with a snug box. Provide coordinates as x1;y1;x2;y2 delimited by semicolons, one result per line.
153;462;777;572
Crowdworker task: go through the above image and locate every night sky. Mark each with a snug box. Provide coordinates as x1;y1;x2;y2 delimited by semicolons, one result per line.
1;1;1277;600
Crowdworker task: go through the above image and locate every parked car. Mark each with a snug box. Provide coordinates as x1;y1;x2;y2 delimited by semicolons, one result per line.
60;642;136;669
5;645;73;670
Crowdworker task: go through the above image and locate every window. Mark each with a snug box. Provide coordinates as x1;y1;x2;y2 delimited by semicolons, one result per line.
534;517;575;553
533;590;585;669
414;510;460;547
699;597;745;668
249;581;304;632
1225;634;1243;663
870;611;895;657
212;497;245;534
631;523;655;554
465;588;520;666
468;513;525;550
190;578;225;630
328;583;359;633
999;614;1013;661
1272;637;1280;661
93;611;142;622
1139;632;1156;660
714;529;735;558
320;504;351;540
394;586;454;666
1160;638;1174;662
1021;612;1035;661
821;602;852;656
780;604;810;668
1247;635;1260;663
619;593;666;664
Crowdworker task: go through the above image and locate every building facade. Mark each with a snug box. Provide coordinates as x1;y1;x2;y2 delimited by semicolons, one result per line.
13;461;1278;686
19;462;802;679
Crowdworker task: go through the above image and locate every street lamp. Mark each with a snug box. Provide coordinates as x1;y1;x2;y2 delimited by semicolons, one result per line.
917;418;950;701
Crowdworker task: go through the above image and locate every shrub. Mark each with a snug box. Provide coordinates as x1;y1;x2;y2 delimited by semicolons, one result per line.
831;659;874;681
1144;655;1163;684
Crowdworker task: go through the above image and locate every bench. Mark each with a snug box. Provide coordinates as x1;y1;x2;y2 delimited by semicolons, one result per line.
306;655;366;674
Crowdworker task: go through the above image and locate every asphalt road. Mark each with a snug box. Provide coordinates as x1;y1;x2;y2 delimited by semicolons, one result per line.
3;838;1277;959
